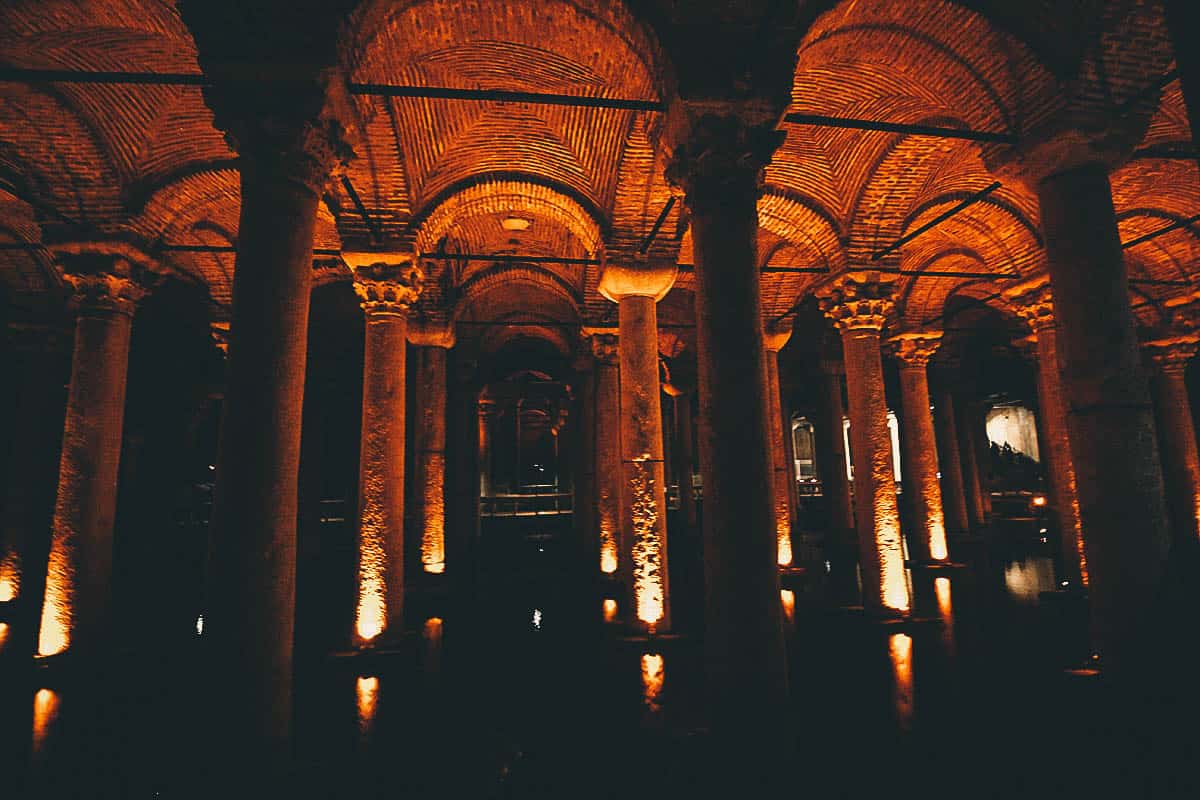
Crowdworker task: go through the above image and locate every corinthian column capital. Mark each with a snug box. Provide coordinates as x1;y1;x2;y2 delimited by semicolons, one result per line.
665;112;785;217
347;253;424;317
587;332;620;365
1144;338;1200;375
887;331;943;367
1003;276;1056;334
816;272;896;332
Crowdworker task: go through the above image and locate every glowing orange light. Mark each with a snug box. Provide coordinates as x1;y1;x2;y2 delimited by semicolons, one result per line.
630;458;665;626
776;530;793;567
355;531;387;643
356;676;379;737
928;516;948;562
32;688;60;756
934;577;952;619
600;543;618;575
640;652;664;713
602;598;618;623
780;589;795;625
0;622;9;651
0;551;19;602
1032;495;1047;507
880;522;911;614
423;561;445;574
888;633;913;730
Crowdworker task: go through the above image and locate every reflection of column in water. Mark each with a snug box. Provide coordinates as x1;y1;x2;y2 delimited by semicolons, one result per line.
1003;558;1056;604
934;577;957;657
422;617;444;675
780;589;796;627
356;676;379;741
0;621;8;651
31;687;61;759
602;598;618;623
888;633;914;731
641;653;664;713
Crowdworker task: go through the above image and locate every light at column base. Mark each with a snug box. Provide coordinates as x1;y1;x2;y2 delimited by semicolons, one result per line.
630;458;665;626
602;598;618;623
780;589;795;625
776;528;793;567
423;562;445;574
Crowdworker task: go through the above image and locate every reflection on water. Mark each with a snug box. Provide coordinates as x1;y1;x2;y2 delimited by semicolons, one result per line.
0;620;8;651
640;653;664;714
31;688;60;758
780;589;796;626
1003;558;1056;605
888;633;913;731
356;676;379;739
531;608;542;630
422;617;444;675
602;598;618;623
934;577;952;619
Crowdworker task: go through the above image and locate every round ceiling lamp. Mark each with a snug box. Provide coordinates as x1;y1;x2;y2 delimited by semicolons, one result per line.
500;216;532;232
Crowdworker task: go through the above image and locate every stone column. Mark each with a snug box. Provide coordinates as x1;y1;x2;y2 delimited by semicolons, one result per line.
763;329;795;566
478;399;496;499
1144;337;1200;544
667;114;789;728
1037;161;1170;673
599;258;675;633
346;256;423;644
1007;282;1087;587
888;333;949;564
664;385;698;531
36;264;145;657
590;333;622;576
957;398;987;530
410;322;455;575
817;361;855;538
572;358;598;581
932;389;970;536
818;273;909;615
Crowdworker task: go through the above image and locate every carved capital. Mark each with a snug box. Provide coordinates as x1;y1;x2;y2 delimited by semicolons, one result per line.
762;326;792;353
598;254;677;303
1144;338;1199;376
665;114;785;217
589;333;619;365
1003;277;1056;334
352;261;424;317
887;332;943;367
816;272;896;332
407;319;455;348
62;268;147;318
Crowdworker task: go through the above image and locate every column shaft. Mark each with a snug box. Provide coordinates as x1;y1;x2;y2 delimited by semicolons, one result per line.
897;364;948;563
417;346;448;574
933;391;970;534
593;339;621;576
38;288;138;656
1149;364;1200;543
764;350;794;565
618;294;670;631
841;328;909;614
818;368;855;536
1038;163;1170;671
1033;325;1087;585
957;399;987;530
674;394;698;530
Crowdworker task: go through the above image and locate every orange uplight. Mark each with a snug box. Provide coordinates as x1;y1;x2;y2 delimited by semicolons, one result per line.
1032;495;1047;507
600;549;618;575
641;652;664;713
780;589;796;625
423;561;446;574
0;552;18;602
355;527;388;642
630;458;665;626
32;688;61;756
776;532;793;567
356;676;379;737
602;598;618;623
355;593;384;643
880;523;911;614
888;633;914;730
928;518;948;562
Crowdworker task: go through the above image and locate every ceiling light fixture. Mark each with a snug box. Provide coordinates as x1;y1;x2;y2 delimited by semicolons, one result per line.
501;216;532;232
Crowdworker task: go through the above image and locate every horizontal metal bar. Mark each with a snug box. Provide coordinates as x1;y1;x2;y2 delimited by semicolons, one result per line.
873;182;1002;260
349;82;663;112
1121;213;1200;249
427;252;599;265
675;263;829;274
1127;277;1193;287
784;113;1015;144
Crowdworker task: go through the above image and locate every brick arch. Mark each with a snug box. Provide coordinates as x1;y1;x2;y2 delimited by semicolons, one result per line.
456;264;581;322
0;189;56;296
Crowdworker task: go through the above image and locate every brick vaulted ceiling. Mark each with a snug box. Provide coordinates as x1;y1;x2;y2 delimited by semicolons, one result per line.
0;0;1195;344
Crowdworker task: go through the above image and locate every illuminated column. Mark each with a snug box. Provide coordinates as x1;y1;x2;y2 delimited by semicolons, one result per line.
347;256;423;644
932;389;970;535
958;399;987;530
36;262;145;657
818;273;909;615
1007;281;1086;587
573;359;598;576
888;333;949;564
478;399;496;498
410;322;454;575
590;333;622;576
817;361;855;537
1144;337;1200;543
763;329;795;566
599;257;675;632
664;385;698;531
667;113;789;728
1037;161;1170;672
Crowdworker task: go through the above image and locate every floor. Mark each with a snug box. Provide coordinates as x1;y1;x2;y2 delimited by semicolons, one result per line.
2;514;1198;798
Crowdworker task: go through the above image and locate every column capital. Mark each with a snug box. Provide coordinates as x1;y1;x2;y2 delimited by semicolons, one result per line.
1003;275;1056;334
816;272;896;332
598;253;676;303
587;332;620;365
349;257;424;318
210;320;231;356
762;326;792;353
1143;337;1199;375
887;331;943;368
61;267;147;318
407;319;455;349
664;112;786;217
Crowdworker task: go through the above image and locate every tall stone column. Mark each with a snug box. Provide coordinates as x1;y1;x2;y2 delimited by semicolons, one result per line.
589;334;622;576
957;398;987;530
36;263;145;657
763;329;795;566
599;258;675;633
663;386;698;531
346;256;423;643
478;399;495;498
572;358;598;581
818;273;909;615
888;333;949;564
667;113;789;729
1036;161;1170;673
817;361;855;538
1007;281;1087;587
410;321;454;576
1144;337;1200;544
932;388;970;535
